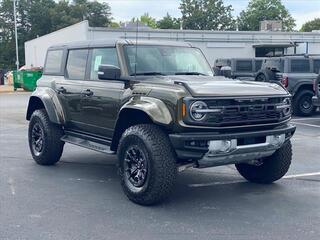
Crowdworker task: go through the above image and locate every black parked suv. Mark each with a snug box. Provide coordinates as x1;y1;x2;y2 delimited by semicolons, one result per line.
26;40;296;205
256;56;320;116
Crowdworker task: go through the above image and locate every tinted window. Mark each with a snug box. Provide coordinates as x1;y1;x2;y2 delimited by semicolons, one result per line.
44;50;63;74
314;60;320;74
236;60;252;72
255;60;263;72
291;59;310;73
66;49;88;80
90;48;119;80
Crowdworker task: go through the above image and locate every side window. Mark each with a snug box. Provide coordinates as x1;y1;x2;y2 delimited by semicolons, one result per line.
66;49;88;80
313;60;320;74
44;50;63;74
90;48;119;80
255;60;263;72
236;60;253;72
291;59;310;73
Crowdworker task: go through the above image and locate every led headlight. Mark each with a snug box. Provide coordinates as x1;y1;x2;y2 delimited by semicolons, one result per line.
282;97;291;116
276;97;291;116
190;101;208;121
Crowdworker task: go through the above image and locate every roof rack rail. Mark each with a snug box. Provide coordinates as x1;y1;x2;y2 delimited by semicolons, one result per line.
275;53;320;58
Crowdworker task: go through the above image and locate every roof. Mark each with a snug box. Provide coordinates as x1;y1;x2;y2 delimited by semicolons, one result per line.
48;39;192;50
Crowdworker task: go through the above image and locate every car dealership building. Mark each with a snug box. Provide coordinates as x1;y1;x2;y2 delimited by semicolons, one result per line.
25;20;320;68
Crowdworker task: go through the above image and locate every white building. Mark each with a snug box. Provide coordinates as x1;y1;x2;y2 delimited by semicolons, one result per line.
25;20;320;68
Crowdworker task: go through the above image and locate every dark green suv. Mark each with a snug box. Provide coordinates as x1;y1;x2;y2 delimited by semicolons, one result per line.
26;40;296;205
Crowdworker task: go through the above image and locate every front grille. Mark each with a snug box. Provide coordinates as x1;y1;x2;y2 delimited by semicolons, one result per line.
202;97;289;127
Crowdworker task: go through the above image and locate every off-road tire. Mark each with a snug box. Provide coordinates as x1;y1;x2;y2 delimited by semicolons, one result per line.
28;109;64;165
255;69;276;82
293;89;316;116
118;124;177;205
235;141;292;184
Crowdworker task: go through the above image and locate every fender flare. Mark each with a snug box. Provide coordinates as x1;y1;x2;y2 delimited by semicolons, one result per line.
26;87;66;125
292;82;313;96
119;96;173;126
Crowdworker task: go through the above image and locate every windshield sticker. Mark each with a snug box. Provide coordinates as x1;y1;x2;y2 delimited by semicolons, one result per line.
94;56;102;71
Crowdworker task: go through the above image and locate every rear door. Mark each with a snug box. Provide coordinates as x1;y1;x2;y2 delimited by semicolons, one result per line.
80;47;124;139
55;48;89;131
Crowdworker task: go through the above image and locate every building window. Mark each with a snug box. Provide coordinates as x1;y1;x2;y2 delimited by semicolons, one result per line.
255;47;284;57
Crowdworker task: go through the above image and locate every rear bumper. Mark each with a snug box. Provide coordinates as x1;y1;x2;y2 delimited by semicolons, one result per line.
312;96;320;107
169;124;296;168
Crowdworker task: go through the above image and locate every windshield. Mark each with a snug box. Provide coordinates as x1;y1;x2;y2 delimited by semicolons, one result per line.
124;45;213;76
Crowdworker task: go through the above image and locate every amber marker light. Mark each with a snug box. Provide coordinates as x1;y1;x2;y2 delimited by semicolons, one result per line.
182;102;187;117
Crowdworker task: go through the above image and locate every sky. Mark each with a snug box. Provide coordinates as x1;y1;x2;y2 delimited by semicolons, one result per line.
103;0;320;30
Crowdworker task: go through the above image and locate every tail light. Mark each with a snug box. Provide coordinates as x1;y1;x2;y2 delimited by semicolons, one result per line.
313;79;317;92
281;76;288;88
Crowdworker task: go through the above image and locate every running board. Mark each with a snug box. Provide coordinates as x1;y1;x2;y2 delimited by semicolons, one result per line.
61;132;115;154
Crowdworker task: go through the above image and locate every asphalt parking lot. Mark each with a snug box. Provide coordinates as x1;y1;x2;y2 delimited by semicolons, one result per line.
0;92;320;240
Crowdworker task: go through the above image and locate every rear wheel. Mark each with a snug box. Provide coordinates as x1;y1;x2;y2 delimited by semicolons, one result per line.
28;109;64;165
293;89;316;116
118;124;177;205
236;141;292;184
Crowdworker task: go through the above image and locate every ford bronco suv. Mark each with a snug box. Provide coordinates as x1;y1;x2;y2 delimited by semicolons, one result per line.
313;72;320;107
26;40;296;205
256;56;320;116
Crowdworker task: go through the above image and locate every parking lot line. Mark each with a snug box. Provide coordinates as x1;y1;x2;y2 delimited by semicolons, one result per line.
292;117;320;121
291;122;320;128
283;172;320;179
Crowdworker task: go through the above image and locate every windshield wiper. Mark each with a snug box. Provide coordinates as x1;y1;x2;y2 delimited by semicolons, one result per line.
175;72;207;76
130;72;166;76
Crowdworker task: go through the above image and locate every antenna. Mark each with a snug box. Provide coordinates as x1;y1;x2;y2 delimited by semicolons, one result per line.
134;19;139;79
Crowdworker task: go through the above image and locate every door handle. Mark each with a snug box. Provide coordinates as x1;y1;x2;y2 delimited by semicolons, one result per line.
57;86;66;94
82;89;94;97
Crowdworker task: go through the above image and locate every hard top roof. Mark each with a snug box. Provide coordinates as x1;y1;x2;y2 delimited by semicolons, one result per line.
48;39;192;50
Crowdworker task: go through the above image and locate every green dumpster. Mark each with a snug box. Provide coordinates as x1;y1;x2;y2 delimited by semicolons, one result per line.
13;70;42;91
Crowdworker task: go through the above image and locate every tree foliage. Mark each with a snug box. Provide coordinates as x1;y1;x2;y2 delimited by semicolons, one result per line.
300;18;320;32
157;13;181;29
0;0;112;69
180;0;236;30
237;0;296;31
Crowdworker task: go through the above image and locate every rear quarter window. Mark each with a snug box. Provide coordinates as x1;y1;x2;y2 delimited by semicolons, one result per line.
44;50;64;74
236;60;252;72
291;59;310;73
313;60;320;74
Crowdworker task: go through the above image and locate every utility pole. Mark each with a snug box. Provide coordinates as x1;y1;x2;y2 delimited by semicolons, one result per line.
13;0;19;70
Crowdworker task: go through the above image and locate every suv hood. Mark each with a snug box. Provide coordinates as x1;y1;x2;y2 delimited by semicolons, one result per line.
148;75;288;97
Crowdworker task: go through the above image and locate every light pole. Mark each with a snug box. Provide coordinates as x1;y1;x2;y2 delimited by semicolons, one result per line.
13;0;19;70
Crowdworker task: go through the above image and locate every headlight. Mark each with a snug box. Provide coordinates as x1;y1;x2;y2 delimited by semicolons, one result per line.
276;97;291;116
190;101;208;121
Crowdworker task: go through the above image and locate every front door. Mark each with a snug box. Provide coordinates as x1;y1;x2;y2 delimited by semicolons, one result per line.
56;48;89;131
80;47;124;139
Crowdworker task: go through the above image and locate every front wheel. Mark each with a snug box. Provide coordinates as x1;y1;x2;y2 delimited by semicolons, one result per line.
235;141;292;184
28;109;64;165
118;124;177;205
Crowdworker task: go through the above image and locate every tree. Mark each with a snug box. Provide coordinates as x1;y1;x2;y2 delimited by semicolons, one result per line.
157;13;180;29
0;0;113;69
138;13;157;28
237;0;296;31
301;18;320;32
179;0;236;30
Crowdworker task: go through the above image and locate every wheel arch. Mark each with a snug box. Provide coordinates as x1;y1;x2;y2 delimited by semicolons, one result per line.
292;83;314;97
26;88;66;125
111;97;173;151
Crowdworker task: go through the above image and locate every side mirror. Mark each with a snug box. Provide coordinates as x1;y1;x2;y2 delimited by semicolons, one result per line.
98;65;121;80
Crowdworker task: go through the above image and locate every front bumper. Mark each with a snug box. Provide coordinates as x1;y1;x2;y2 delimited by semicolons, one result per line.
312;96;320;107
169;124;296;168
